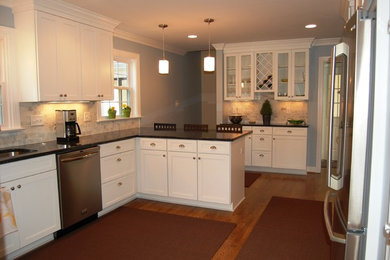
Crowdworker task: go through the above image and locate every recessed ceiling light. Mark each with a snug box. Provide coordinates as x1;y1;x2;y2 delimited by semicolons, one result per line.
187;34;198;39
305;24;317;29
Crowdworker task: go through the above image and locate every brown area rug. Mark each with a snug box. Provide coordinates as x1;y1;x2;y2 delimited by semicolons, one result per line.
245;171;261;187
20;207;236;260
237;197;331;260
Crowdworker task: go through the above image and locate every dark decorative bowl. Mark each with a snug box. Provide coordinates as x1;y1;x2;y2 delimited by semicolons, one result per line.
229;115;243;124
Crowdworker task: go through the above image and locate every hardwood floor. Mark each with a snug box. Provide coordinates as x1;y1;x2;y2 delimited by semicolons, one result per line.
124;170;330;260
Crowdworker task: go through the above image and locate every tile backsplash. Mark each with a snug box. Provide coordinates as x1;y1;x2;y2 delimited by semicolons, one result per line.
0;102;140;148
223;93;307;125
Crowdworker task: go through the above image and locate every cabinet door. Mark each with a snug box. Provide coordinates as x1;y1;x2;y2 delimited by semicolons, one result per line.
274;51;291;100
168;152;198;200
292;49;309;100
140;150;168;196
239;54;253;99
224;55;237;100
7;170;60;248
56;17;81;100
96;29;114;100
198;153;230;204
80;24;98;100
102;174;136;209
36;12;58;101
272;135;307;170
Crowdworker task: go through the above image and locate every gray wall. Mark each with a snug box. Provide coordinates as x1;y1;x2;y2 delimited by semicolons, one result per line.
307;45;333;168
0;5;13;28
114;37;202;128
201;50;216;129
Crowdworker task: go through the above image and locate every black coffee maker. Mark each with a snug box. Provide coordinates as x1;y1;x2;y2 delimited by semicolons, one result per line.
56;110;81;144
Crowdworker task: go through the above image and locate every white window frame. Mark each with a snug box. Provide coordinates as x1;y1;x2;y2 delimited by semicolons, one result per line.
0;26;21;131
98;49;141;121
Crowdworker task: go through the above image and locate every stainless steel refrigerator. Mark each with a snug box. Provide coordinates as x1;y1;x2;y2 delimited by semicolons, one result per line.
323;1;376;259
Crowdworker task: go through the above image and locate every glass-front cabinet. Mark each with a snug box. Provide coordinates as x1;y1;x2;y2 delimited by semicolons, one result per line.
224;53;254;100
274;49;309;100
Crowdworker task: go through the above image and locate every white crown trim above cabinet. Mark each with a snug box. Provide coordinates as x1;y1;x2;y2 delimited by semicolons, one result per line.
13;0;119;102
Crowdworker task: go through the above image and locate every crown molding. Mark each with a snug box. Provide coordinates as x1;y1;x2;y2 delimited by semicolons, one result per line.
12;0;120;31
0;0;12;8
312;38;341;46
114;29;186;56
212;43;225;51
218;38;315;53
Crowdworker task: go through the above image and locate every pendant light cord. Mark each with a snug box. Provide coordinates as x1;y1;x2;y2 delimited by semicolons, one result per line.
208;21;211;56
162;27;166;59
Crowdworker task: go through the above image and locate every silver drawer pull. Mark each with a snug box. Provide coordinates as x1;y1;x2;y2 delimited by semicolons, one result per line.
179;144;185;148
260;137;264;141
117;158;122;162
17;185;21;189
210;146;217;150
287;130;292;133
150;143;156;147
260;130;264;132
259;154;264;157
10;187;15;191
117;182;122;186
163;154;166;157
116;145;121;149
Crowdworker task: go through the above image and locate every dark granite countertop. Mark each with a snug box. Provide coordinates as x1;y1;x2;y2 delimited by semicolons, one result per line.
0;127;251;164
241;123;309;128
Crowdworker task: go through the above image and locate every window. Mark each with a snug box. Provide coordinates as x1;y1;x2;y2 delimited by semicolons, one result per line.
100;50;141;119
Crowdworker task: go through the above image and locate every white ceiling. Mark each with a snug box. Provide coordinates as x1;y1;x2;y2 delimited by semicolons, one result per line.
62;0;345;54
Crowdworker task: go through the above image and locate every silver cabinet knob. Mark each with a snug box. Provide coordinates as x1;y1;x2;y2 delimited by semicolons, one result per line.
210;146;217;150
179;144;185;148
163;154;166;157
59;94;63;97
117;182;122;186
193;157;196;160
10;187;15;191
260;137;264;141
117;158;122;162
17;184;21;189
150;143;156;147
116;145;121;149
198;157;201;160
259;154;264;157
64;94;67;97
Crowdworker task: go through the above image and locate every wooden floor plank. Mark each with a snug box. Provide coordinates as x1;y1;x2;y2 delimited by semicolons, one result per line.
124;170;330;260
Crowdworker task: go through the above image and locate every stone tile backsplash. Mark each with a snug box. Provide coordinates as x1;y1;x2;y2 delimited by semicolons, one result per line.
0;102;140;148
223;93;308;125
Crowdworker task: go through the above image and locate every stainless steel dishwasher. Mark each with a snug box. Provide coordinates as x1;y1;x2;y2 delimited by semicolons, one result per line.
57;146;102;229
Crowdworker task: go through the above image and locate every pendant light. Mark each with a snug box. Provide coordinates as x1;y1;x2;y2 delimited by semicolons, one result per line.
204;18;215;72
158;24;169;74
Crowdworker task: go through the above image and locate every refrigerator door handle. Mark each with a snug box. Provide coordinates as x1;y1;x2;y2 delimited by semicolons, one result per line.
324;190;347;244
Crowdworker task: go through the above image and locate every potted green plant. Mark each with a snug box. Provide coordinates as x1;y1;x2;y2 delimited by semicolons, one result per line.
122;104;131;117
260;99;272;125
107;107;117;119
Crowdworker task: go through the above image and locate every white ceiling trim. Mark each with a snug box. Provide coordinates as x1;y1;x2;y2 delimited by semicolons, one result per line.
312;38;341;46
0;0;12;7
114;29;186;56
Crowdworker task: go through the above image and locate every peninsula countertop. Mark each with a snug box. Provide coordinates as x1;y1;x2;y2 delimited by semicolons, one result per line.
0;127;251;164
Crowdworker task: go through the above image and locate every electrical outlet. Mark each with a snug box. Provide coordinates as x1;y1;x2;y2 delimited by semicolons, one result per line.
31;115;44;126
84;112;91;122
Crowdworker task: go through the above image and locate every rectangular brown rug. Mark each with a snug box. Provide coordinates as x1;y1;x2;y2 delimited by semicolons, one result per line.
20;207;236;260
237;197;331;260
245;171;261;187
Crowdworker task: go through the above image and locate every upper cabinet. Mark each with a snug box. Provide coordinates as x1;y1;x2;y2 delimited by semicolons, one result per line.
274;49;309;100
222;38;313;101
13;0;119;102
224;53;254;100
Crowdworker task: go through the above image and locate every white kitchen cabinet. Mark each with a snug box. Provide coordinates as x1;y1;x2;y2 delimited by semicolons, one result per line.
272;127;307;170
224;53;254;100
100;139;136;209
251;126;273;167
140;149;168;196
242;126;252;165
81;25;114;101
0;155;60;257
168;151;198;200
13;3;117;102
274;49;309;100
198;153;230;204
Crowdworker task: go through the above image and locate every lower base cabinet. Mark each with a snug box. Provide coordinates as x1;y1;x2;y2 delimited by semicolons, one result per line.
197;153;230;204
140;149;168;196
102;174;136;208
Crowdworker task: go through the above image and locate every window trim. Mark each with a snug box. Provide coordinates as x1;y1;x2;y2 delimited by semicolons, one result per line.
98;49;141;121
0;26;21;132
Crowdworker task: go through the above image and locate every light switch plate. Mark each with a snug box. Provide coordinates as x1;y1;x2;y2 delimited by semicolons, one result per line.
84;112;91;122
31;115;44;126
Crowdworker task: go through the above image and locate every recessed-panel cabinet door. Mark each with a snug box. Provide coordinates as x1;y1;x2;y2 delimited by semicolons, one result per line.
140;150;168;196
272;135;307;170
80;24;98;100
96;29;114;100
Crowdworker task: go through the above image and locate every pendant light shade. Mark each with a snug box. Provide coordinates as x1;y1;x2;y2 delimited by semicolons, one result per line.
158;24;169;75
204;18;215;72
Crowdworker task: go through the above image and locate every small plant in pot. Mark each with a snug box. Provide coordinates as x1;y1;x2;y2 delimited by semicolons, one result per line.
260;99;272;125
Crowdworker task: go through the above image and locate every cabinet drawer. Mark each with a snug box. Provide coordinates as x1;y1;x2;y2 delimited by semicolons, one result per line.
0;155;56;183
101;174;136;209
167;139;197;152
242;126;252;131
139;138;167;151
252;135;272;151
252;151;272;167
198;141;230;155
273;127;307;136
252;127;272;135
100;150;135;183
100;139;135;157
